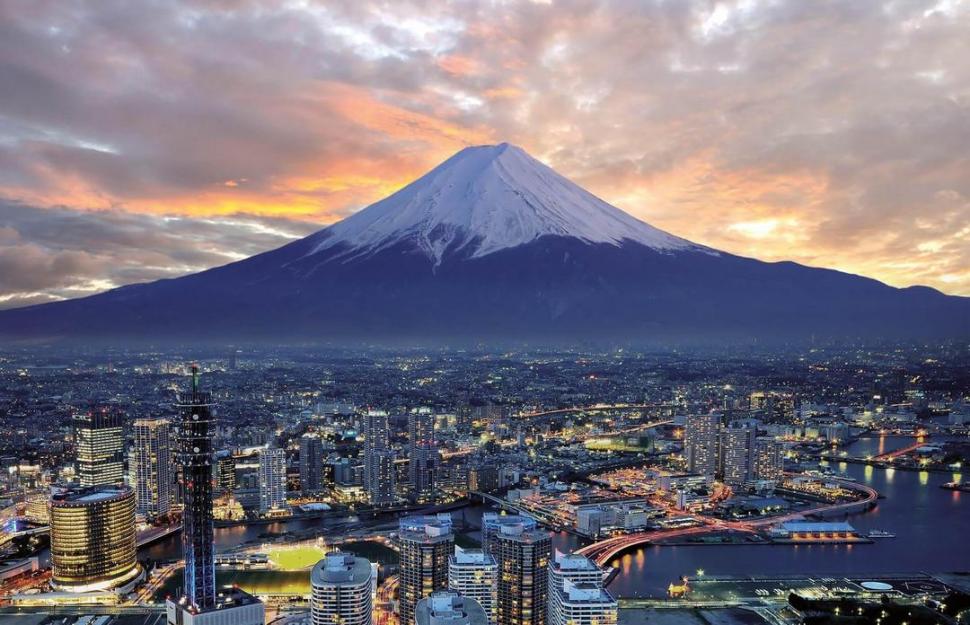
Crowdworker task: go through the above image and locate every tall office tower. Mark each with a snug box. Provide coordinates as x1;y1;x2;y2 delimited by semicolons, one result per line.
754;438;784;483
683;413;720;477
310;551;373;625
75;406;125;487
481;513;537;557
174;365;217;609
259;445;287;513
364;410;396;505
547;552;616;625
215;454;236;493
398;514;454;625
491;523;551;625
416;591;488;625
720;419;759;486
448;547;498;625
168;366;263;625
50;485;140;592
409;408;438;503
131;418;173;518
300;434;326;495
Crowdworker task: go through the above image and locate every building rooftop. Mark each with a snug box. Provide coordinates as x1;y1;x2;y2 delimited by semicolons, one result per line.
399;514;454;540
311;551;372;586
415;591;488;625
450;547;495;566
50;485;132;505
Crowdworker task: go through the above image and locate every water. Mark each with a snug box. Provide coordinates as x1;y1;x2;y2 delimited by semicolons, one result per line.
142;435;967;599
605;435;969;597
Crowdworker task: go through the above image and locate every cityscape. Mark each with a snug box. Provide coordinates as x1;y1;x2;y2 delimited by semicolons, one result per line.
0;345;966;625
0;2;968;625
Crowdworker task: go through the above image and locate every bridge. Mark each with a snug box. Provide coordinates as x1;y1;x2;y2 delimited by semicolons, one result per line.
575;474;879;567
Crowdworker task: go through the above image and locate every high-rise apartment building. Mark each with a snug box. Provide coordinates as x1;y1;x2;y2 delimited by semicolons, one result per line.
448;547;498;625
259;445;287;513
416;591;488;625
720;420;758;485
300;434;326;495
398;514;454;625
481;513;538;557
547;552;616;625
754;438;784;483
131;418;173;518
215;454;236;493
490;523;551;625
683;414;719;477
310;551;373;625
49;485;140;592
408;408;438;503
364;411;395;506
75;407;125;487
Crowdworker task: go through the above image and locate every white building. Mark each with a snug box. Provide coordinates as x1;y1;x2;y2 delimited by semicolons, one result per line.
416;591;489;625
131;418;172;518
548;552;616;625
258;446;287;513
311;552;373;625
683;414;719;477
720;419;758;485
448;547;498;625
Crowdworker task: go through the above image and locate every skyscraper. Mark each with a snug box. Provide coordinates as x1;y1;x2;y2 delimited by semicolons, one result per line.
720;419;758;486
174;365;216;610
310;551;373;625
75;406;125;487
754;438;784;483
364;410;396;506
683;414;719;477
416;591;489;625
398;514;454;625
49;485;140;592
490;523;551;625
448;547;498;625
481;513;538;557
215;453;236;493
131;418;173;518
259;445;287;513
300;434;326;495
409;408;438;503
547;552;616;625
168;366;263;625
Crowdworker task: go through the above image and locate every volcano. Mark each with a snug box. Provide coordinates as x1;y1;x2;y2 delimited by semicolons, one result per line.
1;143;966;344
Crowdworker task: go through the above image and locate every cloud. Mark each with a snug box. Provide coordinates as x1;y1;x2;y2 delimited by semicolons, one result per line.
0;200;319;309
0;0;967;300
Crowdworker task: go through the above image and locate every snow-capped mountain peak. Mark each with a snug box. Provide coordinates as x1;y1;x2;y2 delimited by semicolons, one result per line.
310;142;705;263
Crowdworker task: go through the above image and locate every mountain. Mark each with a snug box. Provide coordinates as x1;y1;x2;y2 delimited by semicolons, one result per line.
0;143;967;344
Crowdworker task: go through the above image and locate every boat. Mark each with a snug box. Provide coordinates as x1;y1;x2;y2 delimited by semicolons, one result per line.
941;482;970;492
867;529;896;538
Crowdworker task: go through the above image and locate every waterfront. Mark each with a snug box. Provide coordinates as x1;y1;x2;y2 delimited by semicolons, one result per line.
603;435;969;597
138;435;968;600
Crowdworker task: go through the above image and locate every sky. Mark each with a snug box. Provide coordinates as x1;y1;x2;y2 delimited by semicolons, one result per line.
1;0;968;309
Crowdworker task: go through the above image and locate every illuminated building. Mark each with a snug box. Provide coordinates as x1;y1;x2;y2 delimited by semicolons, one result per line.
311;551;373;625
481;513;537;556
754;438;784;483
683;414;719;477
215;454;235;493
448;547;497;625
416;590;488;625
547;552;616;625
409;408;438;503
168;366;263;625
491;522;551;625
364;410;396;506
300;434;326;495
131;418;173;518
259;445;287;513
720;419;758;485
74;407;125;487
398;514;454;625
49;485;140;592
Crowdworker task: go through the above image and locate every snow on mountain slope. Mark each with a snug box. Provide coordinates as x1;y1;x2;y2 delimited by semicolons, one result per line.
310;143;709;264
